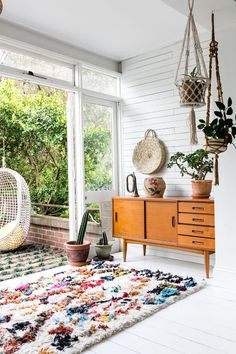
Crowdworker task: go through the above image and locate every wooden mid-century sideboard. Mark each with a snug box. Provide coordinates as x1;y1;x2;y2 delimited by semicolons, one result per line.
112;197;215;278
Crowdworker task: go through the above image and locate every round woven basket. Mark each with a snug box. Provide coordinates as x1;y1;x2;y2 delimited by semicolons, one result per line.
132;129;166;174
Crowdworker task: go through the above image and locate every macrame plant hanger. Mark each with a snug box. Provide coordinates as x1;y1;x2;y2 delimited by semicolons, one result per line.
205;13;226;186
175;0;209;145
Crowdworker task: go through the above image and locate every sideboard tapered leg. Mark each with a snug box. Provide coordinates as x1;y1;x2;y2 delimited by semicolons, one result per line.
123;239;127;262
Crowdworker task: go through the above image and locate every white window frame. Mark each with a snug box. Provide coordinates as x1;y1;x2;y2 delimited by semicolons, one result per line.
0;36;121;241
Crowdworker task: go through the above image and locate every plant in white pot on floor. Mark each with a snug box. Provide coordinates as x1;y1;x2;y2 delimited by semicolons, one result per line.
64;210;91;266
95;231;112;260
167;149;214;198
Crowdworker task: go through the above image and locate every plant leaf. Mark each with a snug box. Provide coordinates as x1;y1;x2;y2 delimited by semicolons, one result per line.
214;111;222;118
232;126;236;138
198;124;205;129
215;101;225;111
228;97;232;107
227;107;233;115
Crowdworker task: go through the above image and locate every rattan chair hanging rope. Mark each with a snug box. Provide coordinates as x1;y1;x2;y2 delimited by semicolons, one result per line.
204;13;227;186
175;0;209;145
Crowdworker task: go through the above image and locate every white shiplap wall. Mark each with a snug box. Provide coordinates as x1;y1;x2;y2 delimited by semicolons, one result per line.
121;38;211;197
120;38;216;265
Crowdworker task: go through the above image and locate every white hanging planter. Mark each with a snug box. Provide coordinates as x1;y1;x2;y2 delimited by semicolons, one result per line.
178;76;208;108
175;0;209;144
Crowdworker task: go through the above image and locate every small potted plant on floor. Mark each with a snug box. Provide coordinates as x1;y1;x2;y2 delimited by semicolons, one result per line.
64;210;91;266
198;97;236;152
95;231;112;260
167;149;214;198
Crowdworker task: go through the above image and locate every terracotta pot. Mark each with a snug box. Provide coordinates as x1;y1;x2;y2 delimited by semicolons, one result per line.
64;240;90;266
95;244;112;260
144;177;166;198
191;180;212;199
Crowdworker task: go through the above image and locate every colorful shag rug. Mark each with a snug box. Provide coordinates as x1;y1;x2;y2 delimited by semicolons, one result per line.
0;244;67;282
0;262;205;354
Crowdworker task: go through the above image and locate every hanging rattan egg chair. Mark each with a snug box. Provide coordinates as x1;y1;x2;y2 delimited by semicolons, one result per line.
0;167;31;251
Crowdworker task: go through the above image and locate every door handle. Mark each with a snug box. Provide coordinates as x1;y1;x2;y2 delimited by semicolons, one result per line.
192;240;204;245
115;212;118;222
172;216;175;227
192;218;204;222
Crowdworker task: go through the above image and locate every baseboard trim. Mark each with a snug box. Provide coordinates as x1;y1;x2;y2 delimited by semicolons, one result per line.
213;265;236;290
125;244;215;266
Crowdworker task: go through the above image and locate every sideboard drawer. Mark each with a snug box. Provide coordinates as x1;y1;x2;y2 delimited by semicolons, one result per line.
178;224;215;238
178;213;214;226
178;235;215;250
178;202;214;215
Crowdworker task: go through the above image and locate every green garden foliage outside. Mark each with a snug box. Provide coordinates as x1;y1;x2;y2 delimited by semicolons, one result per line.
0;79;112;218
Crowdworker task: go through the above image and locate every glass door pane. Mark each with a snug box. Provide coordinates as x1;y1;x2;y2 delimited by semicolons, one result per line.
83;100;114;192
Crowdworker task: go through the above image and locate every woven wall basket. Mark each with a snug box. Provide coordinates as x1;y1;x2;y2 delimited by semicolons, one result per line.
132;129;166;174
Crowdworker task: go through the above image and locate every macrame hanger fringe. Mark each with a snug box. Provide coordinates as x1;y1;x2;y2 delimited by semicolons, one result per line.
189;107;198;145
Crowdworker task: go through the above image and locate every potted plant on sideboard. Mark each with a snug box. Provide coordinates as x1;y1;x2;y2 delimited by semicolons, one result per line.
64;210;91;266
95;231;113;260
167;149;214;198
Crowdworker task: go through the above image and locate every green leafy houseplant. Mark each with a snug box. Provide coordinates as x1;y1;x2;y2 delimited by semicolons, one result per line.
184;67;199;79
95;231;112;260
198;97;236;146
167;149;213;180
167;149;214;198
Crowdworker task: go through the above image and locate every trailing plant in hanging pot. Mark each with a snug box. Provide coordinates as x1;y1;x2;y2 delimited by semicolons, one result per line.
198;97;236;152
64;210;91;266
95;231;113;260
167;149;214;198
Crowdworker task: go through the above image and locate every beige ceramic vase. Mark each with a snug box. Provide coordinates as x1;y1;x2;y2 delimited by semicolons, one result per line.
144;177;166;198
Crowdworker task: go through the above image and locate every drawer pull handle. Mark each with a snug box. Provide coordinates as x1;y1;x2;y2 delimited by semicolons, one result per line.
192;230;203;234
172;216;175;227
115;212;118;222
192;218;204;222
192;207;204;211
192;241;204;245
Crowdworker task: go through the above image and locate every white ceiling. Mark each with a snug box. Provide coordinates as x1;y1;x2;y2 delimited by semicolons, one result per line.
0;0;189;61
1;0;236;62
